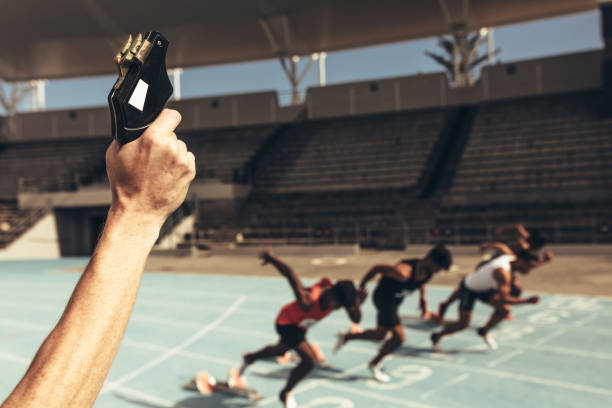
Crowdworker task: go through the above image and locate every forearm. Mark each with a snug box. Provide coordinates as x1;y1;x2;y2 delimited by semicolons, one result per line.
268;256;306;303
419;287;427;311
2;208;162;408
359;268;379;289
501;295;529;305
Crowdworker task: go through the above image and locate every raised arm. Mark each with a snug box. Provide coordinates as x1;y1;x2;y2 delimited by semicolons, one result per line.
419;285;429;317
359;263;411;289
493;268;539;305
259;250;312;309
495;224;530;240
480;241;515;255
1;110;195;408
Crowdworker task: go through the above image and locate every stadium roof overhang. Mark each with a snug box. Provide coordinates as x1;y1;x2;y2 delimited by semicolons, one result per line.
0;0;598;81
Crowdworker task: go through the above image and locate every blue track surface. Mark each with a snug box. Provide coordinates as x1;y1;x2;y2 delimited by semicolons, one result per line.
0;259;611;407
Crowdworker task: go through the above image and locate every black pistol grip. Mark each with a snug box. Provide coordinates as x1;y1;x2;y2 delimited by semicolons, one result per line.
108;31;173;145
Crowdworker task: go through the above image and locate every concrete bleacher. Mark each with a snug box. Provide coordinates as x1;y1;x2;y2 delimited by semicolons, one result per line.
253;108;446;193
0;138;109;198
181;125;275;182
448;90;612;202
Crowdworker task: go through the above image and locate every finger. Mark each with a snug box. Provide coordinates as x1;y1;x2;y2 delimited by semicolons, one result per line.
177;139;187;157
185;151;196;173
152;109;182;134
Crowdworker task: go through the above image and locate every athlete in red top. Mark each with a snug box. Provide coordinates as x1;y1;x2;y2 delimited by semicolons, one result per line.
239;249;364;408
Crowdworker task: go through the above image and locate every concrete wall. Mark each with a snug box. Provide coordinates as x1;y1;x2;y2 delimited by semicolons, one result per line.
306;50;602;119
306;72;447;119
481;50;602;101
4;91;279;142
0;50;603;142
154;91;279;132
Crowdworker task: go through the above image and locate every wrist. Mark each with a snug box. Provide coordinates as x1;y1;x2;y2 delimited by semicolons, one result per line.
105;206;164;243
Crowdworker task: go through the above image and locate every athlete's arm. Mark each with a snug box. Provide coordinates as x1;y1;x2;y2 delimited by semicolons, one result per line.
259;250;312;309
493;268;539;305
495;224;530;239
1;110;195;408
480;242;514;255
532;250;554;268
359;263;411;289
419;285;429;316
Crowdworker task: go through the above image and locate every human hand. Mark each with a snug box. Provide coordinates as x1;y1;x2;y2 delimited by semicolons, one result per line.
259;249;274;265
526;295;540;304
357;287;368;304
542;250;554;262
105;109;195;228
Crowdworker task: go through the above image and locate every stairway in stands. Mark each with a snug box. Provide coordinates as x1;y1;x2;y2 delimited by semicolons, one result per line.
0;200;46;249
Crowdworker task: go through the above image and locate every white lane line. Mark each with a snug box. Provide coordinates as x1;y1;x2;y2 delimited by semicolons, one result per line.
574;314;599;327
257;382;320;406
406;356;612;398
320;381;435;408
13;294;612;338
486;349;524;368
533;329;566;345
102;295;245;394
0;351;31;365
111;384;189;408
505;341;612;361
0;318;51;331
420;373;470;399
257;363;370;407
2;314;611;363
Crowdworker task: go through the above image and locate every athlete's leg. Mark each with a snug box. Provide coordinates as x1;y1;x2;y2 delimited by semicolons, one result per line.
370;324;405;367
343;326;388;342
480;295;511;334
240;342;290;375
437;287;460;320
244;342;289;362
279;341;318;402
433;310;471;338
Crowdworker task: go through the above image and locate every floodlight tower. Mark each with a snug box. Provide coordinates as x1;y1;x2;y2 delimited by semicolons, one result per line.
259;14;326;105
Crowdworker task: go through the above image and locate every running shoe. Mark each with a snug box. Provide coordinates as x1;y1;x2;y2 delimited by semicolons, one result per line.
477;328;498;350
368;363;391;383
333;331;347;354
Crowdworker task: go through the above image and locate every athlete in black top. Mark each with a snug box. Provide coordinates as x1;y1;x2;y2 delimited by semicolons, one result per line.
333;244;452;382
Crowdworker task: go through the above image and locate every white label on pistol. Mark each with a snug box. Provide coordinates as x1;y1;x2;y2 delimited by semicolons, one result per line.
128;79;149;111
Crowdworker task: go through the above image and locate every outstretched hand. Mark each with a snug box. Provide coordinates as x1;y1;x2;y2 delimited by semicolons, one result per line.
259;249;274;266
542;250;554;262
526;295;540;304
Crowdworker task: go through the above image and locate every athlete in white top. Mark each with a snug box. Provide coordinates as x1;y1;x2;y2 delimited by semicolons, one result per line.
431;243;539;350
464;254;516;292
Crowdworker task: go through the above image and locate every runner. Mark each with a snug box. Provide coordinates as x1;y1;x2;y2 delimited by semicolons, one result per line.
435;236;553;323
238;249;364;408
333;244;452;382
430;244;540;351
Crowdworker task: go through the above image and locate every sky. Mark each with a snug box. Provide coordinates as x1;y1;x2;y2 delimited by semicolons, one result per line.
8;9;606;111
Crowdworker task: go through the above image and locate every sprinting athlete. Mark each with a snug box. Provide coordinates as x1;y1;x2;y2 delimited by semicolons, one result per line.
238;249;364;408
435;240;552;323
333;244;452;382
430;244;540;351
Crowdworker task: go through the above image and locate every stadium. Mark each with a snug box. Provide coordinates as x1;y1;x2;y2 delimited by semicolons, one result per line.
0;1;610;407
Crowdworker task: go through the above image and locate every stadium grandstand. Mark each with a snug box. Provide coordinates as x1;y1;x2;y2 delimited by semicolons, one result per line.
0;1;611;256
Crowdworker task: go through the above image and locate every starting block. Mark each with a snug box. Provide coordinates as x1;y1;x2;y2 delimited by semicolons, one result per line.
182;369;263;401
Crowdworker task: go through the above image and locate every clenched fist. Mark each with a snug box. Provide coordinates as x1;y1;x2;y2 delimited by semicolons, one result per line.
105;109;196;228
